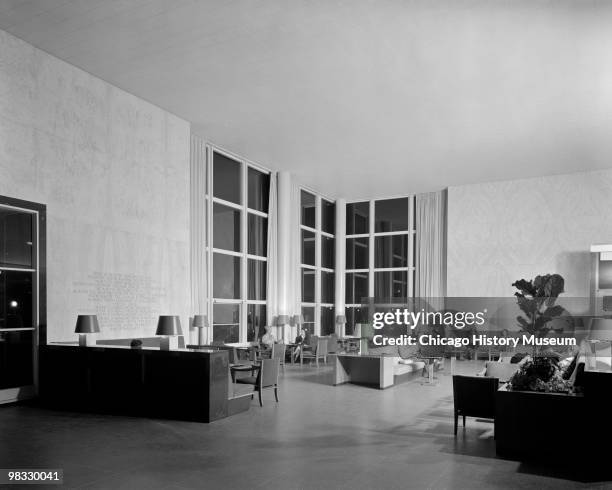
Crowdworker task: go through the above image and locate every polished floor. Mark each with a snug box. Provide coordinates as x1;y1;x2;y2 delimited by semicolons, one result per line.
0;360;609;489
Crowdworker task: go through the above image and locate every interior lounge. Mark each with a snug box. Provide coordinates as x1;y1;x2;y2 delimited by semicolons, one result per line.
2;1;612;489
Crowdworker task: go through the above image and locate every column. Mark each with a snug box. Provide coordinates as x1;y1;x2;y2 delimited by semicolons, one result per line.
277;171;292;342
335;198;346;336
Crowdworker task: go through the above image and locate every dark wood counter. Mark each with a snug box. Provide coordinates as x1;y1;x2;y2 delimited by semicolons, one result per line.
39;344;229;422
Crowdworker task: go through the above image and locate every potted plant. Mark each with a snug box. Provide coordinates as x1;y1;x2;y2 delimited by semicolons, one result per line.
512;274;565;357
508;273;575;393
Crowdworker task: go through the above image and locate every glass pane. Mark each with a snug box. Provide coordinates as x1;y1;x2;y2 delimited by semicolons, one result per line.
213;303;239;343
301;306;315;335
375;198;408;233
248;259;266;301
322;200;335;235
0;330;33;389
247;167;270;212
321;306;335;336
301;268;315;303
321;271;335;304
346;272;369;304
0;209;33;268
0;271;33;329
248;214;267;257
213;152;241;205
247;304;267;341
346;237;368;270
321;236;334;269
301;229;315;266
213;203;241;252
346;201;369;235
599;260;612;289
375;235;408;268
301;191;316;228
213;253;241;299
345;306;368;336
374;270;408;300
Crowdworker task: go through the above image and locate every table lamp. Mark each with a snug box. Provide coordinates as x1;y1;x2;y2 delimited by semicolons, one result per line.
291;314;303;342
156;315;182;350
276;314;290;342
336;314;346;337
75;315;100;347
193;314;209;345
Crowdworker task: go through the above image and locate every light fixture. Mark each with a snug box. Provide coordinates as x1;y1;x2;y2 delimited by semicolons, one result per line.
75;315;100;347
276;315;290;343
156;315;182;350
276;315;290;326
9;300;18;308
336;315;347;337
193;314;209;345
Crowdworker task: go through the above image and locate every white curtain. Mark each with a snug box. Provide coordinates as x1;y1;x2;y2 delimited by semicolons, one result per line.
190;135;208;319
415;190;447;302
266;172;278;326
289;179;301;320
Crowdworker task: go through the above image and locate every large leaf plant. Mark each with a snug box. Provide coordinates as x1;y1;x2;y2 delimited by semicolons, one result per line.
512;274;565;356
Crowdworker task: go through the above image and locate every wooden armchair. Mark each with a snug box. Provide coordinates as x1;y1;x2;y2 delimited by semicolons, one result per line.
272;342;286;372
236;358;280;406
301;337;328;366
452;375;499;435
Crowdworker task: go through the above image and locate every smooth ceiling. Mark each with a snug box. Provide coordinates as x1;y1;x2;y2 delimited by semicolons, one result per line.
2;0;612;199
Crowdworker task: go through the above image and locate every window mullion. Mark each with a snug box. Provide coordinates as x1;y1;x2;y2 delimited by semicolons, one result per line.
240;159;248;343
368;200;375;297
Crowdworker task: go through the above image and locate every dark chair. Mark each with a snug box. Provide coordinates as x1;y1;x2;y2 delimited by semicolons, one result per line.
236;358;280;406
452;375;499;435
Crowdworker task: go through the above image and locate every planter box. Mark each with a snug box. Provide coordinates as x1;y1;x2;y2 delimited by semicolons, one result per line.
495;386;586;461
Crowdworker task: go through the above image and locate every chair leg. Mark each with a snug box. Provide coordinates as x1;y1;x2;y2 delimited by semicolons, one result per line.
274;386;279;402
258;389;263;407
454;411;458;436
463;415;466;427
231;370;236;382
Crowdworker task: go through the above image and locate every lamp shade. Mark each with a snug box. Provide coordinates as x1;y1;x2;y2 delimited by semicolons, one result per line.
192;315;208;328
156;316;182;336
292;315;304;326
336;315;347;324
276;315;290;325
75;315;100;334
589;318;612;341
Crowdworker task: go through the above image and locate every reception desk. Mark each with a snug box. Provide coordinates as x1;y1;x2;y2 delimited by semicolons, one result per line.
39;345;229;422
332;354;395;389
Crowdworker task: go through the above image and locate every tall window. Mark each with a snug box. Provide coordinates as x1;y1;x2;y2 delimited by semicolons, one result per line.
345;197;415;334
300;190;335;336
0;204;38;396
210;149;269;343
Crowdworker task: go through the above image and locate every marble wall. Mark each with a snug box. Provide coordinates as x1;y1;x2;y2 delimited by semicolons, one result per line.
0;29;191;341
447;169;612;300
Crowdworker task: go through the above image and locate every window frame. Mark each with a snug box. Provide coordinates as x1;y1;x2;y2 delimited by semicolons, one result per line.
208;145;270;343
0;195;46;404
345;196;416;331
299;188;335;336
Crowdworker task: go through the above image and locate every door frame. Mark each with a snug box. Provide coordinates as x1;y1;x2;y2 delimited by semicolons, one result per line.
0;195;46;404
